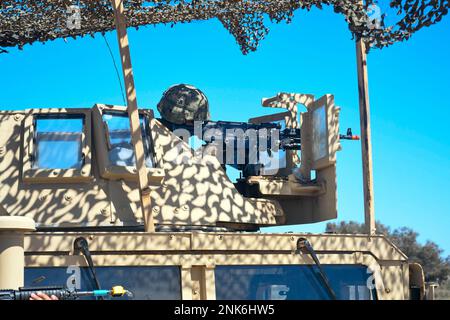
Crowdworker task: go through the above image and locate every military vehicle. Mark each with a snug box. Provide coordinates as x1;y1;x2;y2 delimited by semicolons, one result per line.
1;0;447;300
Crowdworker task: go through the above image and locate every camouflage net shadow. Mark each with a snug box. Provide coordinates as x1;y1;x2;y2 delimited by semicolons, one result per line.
0;0;448;54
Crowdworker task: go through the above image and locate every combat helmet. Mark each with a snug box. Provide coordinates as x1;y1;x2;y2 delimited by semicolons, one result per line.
157;84;210;125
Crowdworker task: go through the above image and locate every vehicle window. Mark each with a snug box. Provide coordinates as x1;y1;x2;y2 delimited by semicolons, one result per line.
25;266;181;300
215;265;376;300
32;116;84;169
312;104;327;161
102;112;154;168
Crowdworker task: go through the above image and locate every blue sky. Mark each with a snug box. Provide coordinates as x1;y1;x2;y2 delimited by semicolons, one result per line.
1;6;449;255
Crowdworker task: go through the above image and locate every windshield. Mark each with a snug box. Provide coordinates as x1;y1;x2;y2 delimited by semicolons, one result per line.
215;264;376;300
25;266;181;300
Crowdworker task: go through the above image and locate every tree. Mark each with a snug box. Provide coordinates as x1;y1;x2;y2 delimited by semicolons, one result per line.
326;221;450;284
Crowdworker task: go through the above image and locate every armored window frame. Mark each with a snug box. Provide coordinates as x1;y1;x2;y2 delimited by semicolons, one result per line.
308;95;340;170
22;109;92;183
92;104;164;182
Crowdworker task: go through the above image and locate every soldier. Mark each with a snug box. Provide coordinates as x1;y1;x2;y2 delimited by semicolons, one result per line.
29;292;58;300
157;84;210;125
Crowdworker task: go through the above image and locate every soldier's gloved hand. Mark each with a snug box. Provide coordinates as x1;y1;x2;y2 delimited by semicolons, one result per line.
29;292;59;300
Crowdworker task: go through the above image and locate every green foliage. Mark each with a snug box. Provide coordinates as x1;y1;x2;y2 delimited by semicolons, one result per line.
326;221;450;284
436;279;450;300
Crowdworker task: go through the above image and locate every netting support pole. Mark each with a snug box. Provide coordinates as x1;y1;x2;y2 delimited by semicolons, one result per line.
356;37;376;236
111;0;155;233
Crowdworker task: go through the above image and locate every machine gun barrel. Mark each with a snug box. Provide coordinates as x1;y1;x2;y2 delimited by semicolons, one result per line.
0;285;129;300
339;128;360;140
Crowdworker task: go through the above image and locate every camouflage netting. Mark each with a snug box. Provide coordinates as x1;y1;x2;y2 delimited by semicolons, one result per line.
0;0;448;54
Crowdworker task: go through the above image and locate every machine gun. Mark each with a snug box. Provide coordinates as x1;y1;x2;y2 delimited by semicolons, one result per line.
162;119;358;177
0;285;130;300
162;119;299;176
